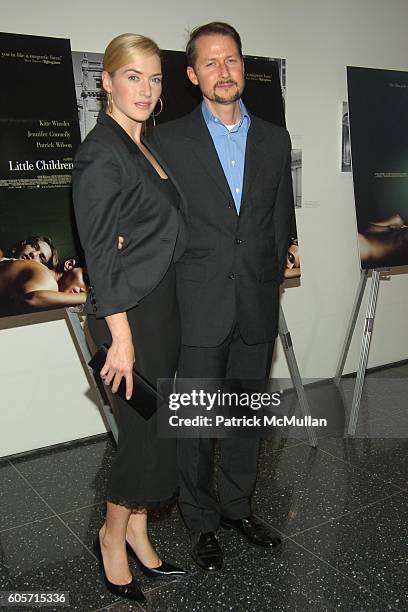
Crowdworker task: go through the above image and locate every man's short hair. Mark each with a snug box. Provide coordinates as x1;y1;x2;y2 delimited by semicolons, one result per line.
186;22;243;69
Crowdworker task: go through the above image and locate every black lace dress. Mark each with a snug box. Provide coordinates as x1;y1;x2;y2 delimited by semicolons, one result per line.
87;169;181;513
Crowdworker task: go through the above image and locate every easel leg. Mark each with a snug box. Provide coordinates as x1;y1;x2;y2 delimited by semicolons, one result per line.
347;270;381;436
64;309;119;442
278;305;318;448
334;269;368;386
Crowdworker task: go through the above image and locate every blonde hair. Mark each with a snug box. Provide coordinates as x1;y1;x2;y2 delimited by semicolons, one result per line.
103;33;160;73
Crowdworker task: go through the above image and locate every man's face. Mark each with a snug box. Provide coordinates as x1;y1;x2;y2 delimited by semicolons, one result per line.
58;268;88;294
15;240;52;266
187;34;245;107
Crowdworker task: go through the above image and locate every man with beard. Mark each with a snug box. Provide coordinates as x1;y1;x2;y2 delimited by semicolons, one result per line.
150;22;294;571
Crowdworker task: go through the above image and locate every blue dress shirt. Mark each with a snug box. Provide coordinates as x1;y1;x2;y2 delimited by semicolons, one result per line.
201;100;251;213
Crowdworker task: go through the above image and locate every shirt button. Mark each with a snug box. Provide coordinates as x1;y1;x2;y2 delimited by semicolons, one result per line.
228;272;235;280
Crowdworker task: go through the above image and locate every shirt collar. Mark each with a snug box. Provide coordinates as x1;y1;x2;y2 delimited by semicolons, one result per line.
201;99;250;131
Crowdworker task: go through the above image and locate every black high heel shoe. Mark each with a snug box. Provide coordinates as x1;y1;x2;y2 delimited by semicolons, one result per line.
126;542;187;579
93;538;146;604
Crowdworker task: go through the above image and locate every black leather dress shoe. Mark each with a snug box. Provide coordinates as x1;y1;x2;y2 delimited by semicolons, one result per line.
220;515;282;549
191;532;223;572
93;538;146;604
126;542;187;579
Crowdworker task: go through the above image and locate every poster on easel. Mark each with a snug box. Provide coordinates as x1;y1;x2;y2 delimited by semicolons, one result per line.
0;36;299;320
347;66;408;269
0;32;85;317
72;48;300;278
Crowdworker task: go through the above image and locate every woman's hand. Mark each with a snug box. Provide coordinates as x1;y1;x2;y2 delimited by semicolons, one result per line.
102;312;135;400
100;337;135;400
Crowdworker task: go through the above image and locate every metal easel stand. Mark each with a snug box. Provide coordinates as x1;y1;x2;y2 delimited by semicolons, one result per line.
334;269;385;436
278;304;318;447
347;269;382;435
334;269;368;387
64;308;119;442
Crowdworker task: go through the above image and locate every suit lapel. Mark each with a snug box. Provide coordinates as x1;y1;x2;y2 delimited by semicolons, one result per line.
185;109;266;214
141;134;189;215
185;108;234;202
241;118;265;207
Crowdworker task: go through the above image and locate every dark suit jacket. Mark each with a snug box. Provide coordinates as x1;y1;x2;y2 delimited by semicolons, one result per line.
72;112;186;318
150;105;294;346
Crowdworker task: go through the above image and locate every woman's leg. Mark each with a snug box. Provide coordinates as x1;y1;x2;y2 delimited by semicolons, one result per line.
126;512;161;568
99;502;132;584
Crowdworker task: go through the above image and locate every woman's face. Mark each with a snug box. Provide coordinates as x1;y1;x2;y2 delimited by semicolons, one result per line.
15;240;52;266
103;53;162;129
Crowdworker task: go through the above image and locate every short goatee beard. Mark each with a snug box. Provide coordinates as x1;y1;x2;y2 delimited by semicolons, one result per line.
213;90;241;104
212;81;242;104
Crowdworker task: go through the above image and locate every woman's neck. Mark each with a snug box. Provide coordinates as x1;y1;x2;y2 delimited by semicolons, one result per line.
106;110;143;144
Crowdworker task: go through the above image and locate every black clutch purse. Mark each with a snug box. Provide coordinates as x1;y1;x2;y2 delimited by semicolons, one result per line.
88;344;163;420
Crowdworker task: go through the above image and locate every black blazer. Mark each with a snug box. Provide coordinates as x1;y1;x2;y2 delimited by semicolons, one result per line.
72;112;186;318
150;105;294;346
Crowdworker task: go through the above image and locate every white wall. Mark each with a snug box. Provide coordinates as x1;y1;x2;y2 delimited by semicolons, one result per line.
0;314;106;456
1;0;408;455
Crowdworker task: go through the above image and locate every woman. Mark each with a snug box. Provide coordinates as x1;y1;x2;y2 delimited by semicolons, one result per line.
72;34;186;604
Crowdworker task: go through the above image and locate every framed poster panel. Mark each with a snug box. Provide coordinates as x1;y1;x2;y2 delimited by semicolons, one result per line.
347;66;408;269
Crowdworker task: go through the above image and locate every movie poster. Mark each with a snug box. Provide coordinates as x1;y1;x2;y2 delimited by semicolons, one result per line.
0;37;298;319
72;51;287;130
72;48;299;278
242;55;286;127
0;32;84;317
347;66;408;269
71;51;104;141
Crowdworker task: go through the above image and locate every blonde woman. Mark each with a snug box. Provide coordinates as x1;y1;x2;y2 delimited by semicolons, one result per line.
73;34;186;603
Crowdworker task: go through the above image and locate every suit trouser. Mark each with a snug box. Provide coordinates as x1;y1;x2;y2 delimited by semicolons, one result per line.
177;325;274;535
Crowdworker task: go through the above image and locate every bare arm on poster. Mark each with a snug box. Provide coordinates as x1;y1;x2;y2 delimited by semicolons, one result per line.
359;213;408;263
0;259;86;314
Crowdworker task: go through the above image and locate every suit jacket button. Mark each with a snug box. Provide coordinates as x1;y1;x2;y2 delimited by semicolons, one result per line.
227;202;233;208
228;272;235;280
235;238;242;245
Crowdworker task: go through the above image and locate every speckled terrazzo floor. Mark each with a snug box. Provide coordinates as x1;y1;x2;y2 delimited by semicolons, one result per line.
0;364;407;611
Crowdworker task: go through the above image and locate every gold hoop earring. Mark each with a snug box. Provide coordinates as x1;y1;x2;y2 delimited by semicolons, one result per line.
151;97;163;127
106;92;113;114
